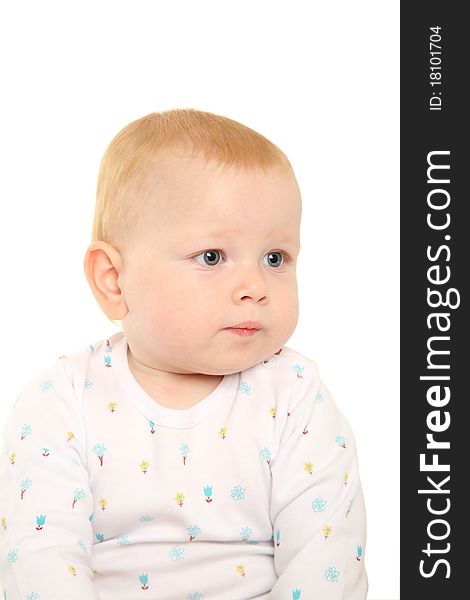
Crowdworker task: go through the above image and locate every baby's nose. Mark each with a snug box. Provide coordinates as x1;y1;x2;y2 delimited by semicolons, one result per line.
232;267;269;304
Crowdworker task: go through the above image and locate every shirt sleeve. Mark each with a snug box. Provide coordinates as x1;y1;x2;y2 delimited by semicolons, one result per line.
0;357;102;599
268;359;368;599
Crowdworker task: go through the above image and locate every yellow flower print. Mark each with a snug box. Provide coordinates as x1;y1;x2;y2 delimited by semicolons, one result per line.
66;432;75;443
68;565;78;576
236;564;246;577
304;462;313;475
344;472;349;486
99;497;108;511
8;452;16;466
323;524;333;540
218;426;227;439
1;516;6;530
107;402;118;413
175;492;184;507
140;460;150;474
268;406;276;419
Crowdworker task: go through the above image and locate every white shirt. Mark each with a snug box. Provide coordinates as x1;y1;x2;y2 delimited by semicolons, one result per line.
0;331;367;599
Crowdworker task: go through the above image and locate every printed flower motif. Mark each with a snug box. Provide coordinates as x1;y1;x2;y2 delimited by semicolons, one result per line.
104;340;113;367
356;545;363;561
187;593;202;600
140;460;150;474
38;379;54;393
315;390;325;402
92;443;107;466
20;424;32;440
8;452;16;466
139;572;149;590
304;462;313;475
231;485;246;501
77;539;88;553
293;590;302;600
90;344;95;353
7;548;18;564
72;488;85;508
275;529;281;547
89;513;94;523
336;435;347;448
322;525;333;540
292;364;304;378
42;448;50;457
36;514;46;530
346;498;353;517
240;526;253;542
324;566;339;582
96;533;105;542
302;425;308;435
1;517;6;530
260;447;272;465
66;431;75;443
311;497;327;512
20;477;32;499
236;564;246;577
180;443;190;465
187;524;201;541
175;492;185;507
218;426;227;439
99;497;108;511
67;565;78;577
117;536;130;545
169;546;184;561
84;378;92;389
239;381;251;395
107;401;117;412
268;406;277;419
140;515;155;522
204;485;213;503
149;420;156;434
26;593;40;600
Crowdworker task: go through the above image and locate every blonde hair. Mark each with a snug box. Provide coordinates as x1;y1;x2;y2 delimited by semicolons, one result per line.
91;108;293;253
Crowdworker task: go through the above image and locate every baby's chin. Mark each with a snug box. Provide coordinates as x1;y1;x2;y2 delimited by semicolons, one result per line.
196;344;285;376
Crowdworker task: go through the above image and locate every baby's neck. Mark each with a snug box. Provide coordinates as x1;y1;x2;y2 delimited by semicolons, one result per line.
127;350;223;410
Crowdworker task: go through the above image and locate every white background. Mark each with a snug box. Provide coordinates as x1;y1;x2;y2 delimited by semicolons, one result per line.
0;1;399;598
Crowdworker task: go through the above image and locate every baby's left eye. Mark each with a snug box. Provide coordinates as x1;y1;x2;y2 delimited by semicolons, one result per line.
263;252;284;268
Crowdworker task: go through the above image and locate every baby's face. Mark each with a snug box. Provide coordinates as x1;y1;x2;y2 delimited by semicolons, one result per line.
119;154;301;375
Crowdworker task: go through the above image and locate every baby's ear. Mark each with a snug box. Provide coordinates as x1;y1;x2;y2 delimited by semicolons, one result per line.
83;241;128;321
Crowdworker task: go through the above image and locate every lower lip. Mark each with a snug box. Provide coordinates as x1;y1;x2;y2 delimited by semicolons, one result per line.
225;328;260;337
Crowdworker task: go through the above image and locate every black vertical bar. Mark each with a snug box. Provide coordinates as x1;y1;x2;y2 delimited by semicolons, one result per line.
401;2;467;598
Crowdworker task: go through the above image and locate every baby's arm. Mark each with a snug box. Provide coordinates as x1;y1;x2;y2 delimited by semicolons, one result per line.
0;358;101;599
269;360;368;599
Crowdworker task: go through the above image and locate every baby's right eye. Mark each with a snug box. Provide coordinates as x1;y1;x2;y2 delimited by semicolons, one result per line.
193;250;224;267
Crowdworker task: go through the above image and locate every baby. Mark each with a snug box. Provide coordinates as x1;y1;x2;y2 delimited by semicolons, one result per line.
0;109;368;599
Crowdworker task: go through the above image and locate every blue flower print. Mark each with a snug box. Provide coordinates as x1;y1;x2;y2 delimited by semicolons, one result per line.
140;515;155;522
204;485;213;503
6;548;18;564
231;485;246;501
149;420;156;434
311;497;327;512
77;539;88;553
292;364;304;378
315;390;325;403
260;447;272;464
139;573;149;590
35;514;46;530
72;488;85;508
187;593;203;600
187;524;201;541
325;566;340;582
96;533;105;542
356;545;363;560
90;344;95;353
240;526;253;541
336;435;347;448
84;378;92;389
20;424;32;440
293;590;301;599
20;477;32;500
180;443;190;465
92;443;107;466
26;593;40;600
239;381;251;395
38;379;53;393
117;536;130;545
169;546;184;561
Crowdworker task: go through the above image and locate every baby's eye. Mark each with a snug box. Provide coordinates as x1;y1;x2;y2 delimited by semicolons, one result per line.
193;250;223;267
263;251;285;268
